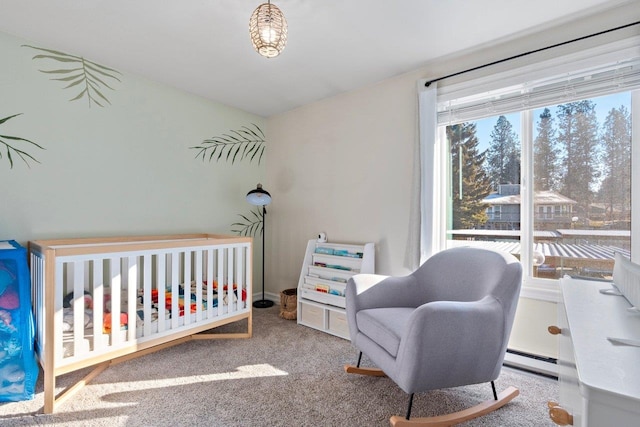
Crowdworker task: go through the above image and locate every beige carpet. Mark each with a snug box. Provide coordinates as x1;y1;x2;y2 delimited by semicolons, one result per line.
0;305;558;426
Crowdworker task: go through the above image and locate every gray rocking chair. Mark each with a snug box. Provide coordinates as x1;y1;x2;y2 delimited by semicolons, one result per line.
344;247;523;426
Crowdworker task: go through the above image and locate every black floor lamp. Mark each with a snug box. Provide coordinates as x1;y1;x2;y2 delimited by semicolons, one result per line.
246;183;274;309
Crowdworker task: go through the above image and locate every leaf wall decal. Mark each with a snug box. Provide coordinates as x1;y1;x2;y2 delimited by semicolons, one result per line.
23;45;122;108
0;113;45;169
231;208;264;237
191;123;265;165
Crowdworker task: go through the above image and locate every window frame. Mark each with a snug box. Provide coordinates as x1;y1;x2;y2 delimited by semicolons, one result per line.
431;37;640;302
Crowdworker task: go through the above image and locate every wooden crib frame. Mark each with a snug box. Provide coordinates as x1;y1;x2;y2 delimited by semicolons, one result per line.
29;233;253;414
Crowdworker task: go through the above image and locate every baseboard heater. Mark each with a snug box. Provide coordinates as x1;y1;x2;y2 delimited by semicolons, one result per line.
504;349;558;379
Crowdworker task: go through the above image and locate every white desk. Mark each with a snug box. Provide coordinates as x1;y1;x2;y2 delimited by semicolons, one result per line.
551;278;640;426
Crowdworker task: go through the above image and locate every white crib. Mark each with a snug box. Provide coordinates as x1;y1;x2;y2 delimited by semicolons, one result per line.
29;234;252;414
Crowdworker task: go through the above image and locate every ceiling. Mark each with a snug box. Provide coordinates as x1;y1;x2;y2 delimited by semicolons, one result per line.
0;0;633;117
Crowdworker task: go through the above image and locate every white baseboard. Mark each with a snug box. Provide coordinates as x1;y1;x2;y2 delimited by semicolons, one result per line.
504;351;558;377
252;291;280;304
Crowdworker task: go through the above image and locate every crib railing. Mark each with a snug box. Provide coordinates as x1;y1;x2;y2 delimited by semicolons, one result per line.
29;234;252;371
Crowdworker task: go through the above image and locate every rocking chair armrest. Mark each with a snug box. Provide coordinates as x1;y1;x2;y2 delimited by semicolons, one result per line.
346;274;421;343
348;274;389;296
346;274;419;312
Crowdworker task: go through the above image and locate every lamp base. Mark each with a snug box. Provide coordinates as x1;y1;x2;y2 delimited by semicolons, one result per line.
253;299;274;309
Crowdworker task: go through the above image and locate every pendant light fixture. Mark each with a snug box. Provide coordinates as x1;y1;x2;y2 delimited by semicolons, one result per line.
249;1;288;58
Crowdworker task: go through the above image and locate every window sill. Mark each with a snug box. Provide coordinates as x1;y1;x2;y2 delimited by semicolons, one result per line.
520;278;561;302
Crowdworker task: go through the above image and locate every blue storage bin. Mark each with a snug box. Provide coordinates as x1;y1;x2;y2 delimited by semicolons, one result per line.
0;240;38;401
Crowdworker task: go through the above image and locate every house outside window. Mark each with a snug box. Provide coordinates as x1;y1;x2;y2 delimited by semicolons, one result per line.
482;184;576;231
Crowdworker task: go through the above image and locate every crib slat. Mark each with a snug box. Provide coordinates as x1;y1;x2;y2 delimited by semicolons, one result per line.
245;245;252;309
54;263;65;363
30;253;44;355
195;250;203;323
183;251;192;327
171;251;180;329
72;262;85;358
110;258;122;346
228;247;235;314
237;247;244;310
143;254;152;337
127;256;137;341
207;249;214;319
157;254;166;333
93;261;104;353
217;249;224;317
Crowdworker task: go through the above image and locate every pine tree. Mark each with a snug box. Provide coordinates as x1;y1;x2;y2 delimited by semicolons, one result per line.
599;105;631;224
486;115;520;189
556;100;600;221
448;123;493;229
533;108;560;191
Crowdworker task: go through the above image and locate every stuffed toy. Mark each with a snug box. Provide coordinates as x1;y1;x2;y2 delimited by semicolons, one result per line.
0;267;19;310
0;267;25;395
103;312;128;333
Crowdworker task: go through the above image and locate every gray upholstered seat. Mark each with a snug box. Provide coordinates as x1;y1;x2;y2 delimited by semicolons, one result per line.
344;246;523;424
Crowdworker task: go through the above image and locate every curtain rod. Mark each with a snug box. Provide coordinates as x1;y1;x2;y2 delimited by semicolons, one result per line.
424;20;640;87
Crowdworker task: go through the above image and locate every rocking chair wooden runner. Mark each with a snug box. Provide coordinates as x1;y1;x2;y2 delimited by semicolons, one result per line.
344;247;523;426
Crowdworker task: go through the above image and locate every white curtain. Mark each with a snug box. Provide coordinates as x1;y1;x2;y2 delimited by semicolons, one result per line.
406;81;439;270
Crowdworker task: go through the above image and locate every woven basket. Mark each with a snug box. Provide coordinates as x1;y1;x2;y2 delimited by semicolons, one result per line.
279;288;297;320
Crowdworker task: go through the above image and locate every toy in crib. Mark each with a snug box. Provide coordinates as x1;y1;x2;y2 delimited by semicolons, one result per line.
154;290;199;317
61;277;250;336
103;312;128;333
62;291;93;332
209;280;247;303
142;280;247;318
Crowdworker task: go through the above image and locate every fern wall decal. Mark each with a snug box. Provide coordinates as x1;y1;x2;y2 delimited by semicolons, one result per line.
23;45;122;108
191;123;265;165
0;113;44;169
231;208;264;237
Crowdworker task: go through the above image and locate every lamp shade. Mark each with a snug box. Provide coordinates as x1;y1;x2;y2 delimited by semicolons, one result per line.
246;183;272;206
249;1;288;58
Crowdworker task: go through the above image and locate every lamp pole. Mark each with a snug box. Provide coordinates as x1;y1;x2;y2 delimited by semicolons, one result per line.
246;183;274;309
254;204;274;308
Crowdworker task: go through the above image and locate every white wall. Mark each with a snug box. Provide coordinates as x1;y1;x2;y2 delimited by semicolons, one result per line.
0;30;265;249
267;69;420;290
266;3;640;358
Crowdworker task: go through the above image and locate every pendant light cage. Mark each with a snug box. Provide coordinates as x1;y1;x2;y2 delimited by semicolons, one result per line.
249;2;288;58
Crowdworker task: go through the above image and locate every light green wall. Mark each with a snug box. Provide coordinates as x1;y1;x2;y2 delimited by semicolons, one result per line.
0;30;265;247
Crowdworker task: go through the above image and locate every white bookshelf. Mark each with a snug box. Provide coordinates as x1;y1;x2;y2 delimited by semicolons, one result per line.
297;239;375;339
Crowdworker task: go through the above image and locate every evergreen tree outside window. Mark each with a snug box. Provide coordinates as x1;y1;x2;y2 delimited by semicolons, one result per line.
533;108;560;191
599;104;632;225
447;123;492;230
486;115;521;189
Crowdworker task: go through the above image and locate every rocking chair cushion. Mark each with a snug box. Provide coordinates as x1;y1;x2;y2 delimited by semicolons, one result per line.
356;307;414;357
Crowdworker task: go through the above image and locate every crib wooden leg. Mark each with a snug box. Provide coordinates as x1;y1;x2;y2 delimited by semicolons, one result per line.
43;361;110;414
192;311;253;339
43;364;56;414
55;362;110;411
111;337;192;365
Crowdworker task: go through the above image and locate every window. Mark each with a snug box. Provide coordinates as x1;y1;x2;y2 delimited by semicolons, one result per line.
430;40;640;298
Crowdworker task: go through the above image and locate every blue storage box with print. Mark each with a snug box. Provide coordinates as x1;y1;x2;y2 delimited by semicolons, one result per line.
0;240;38;401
